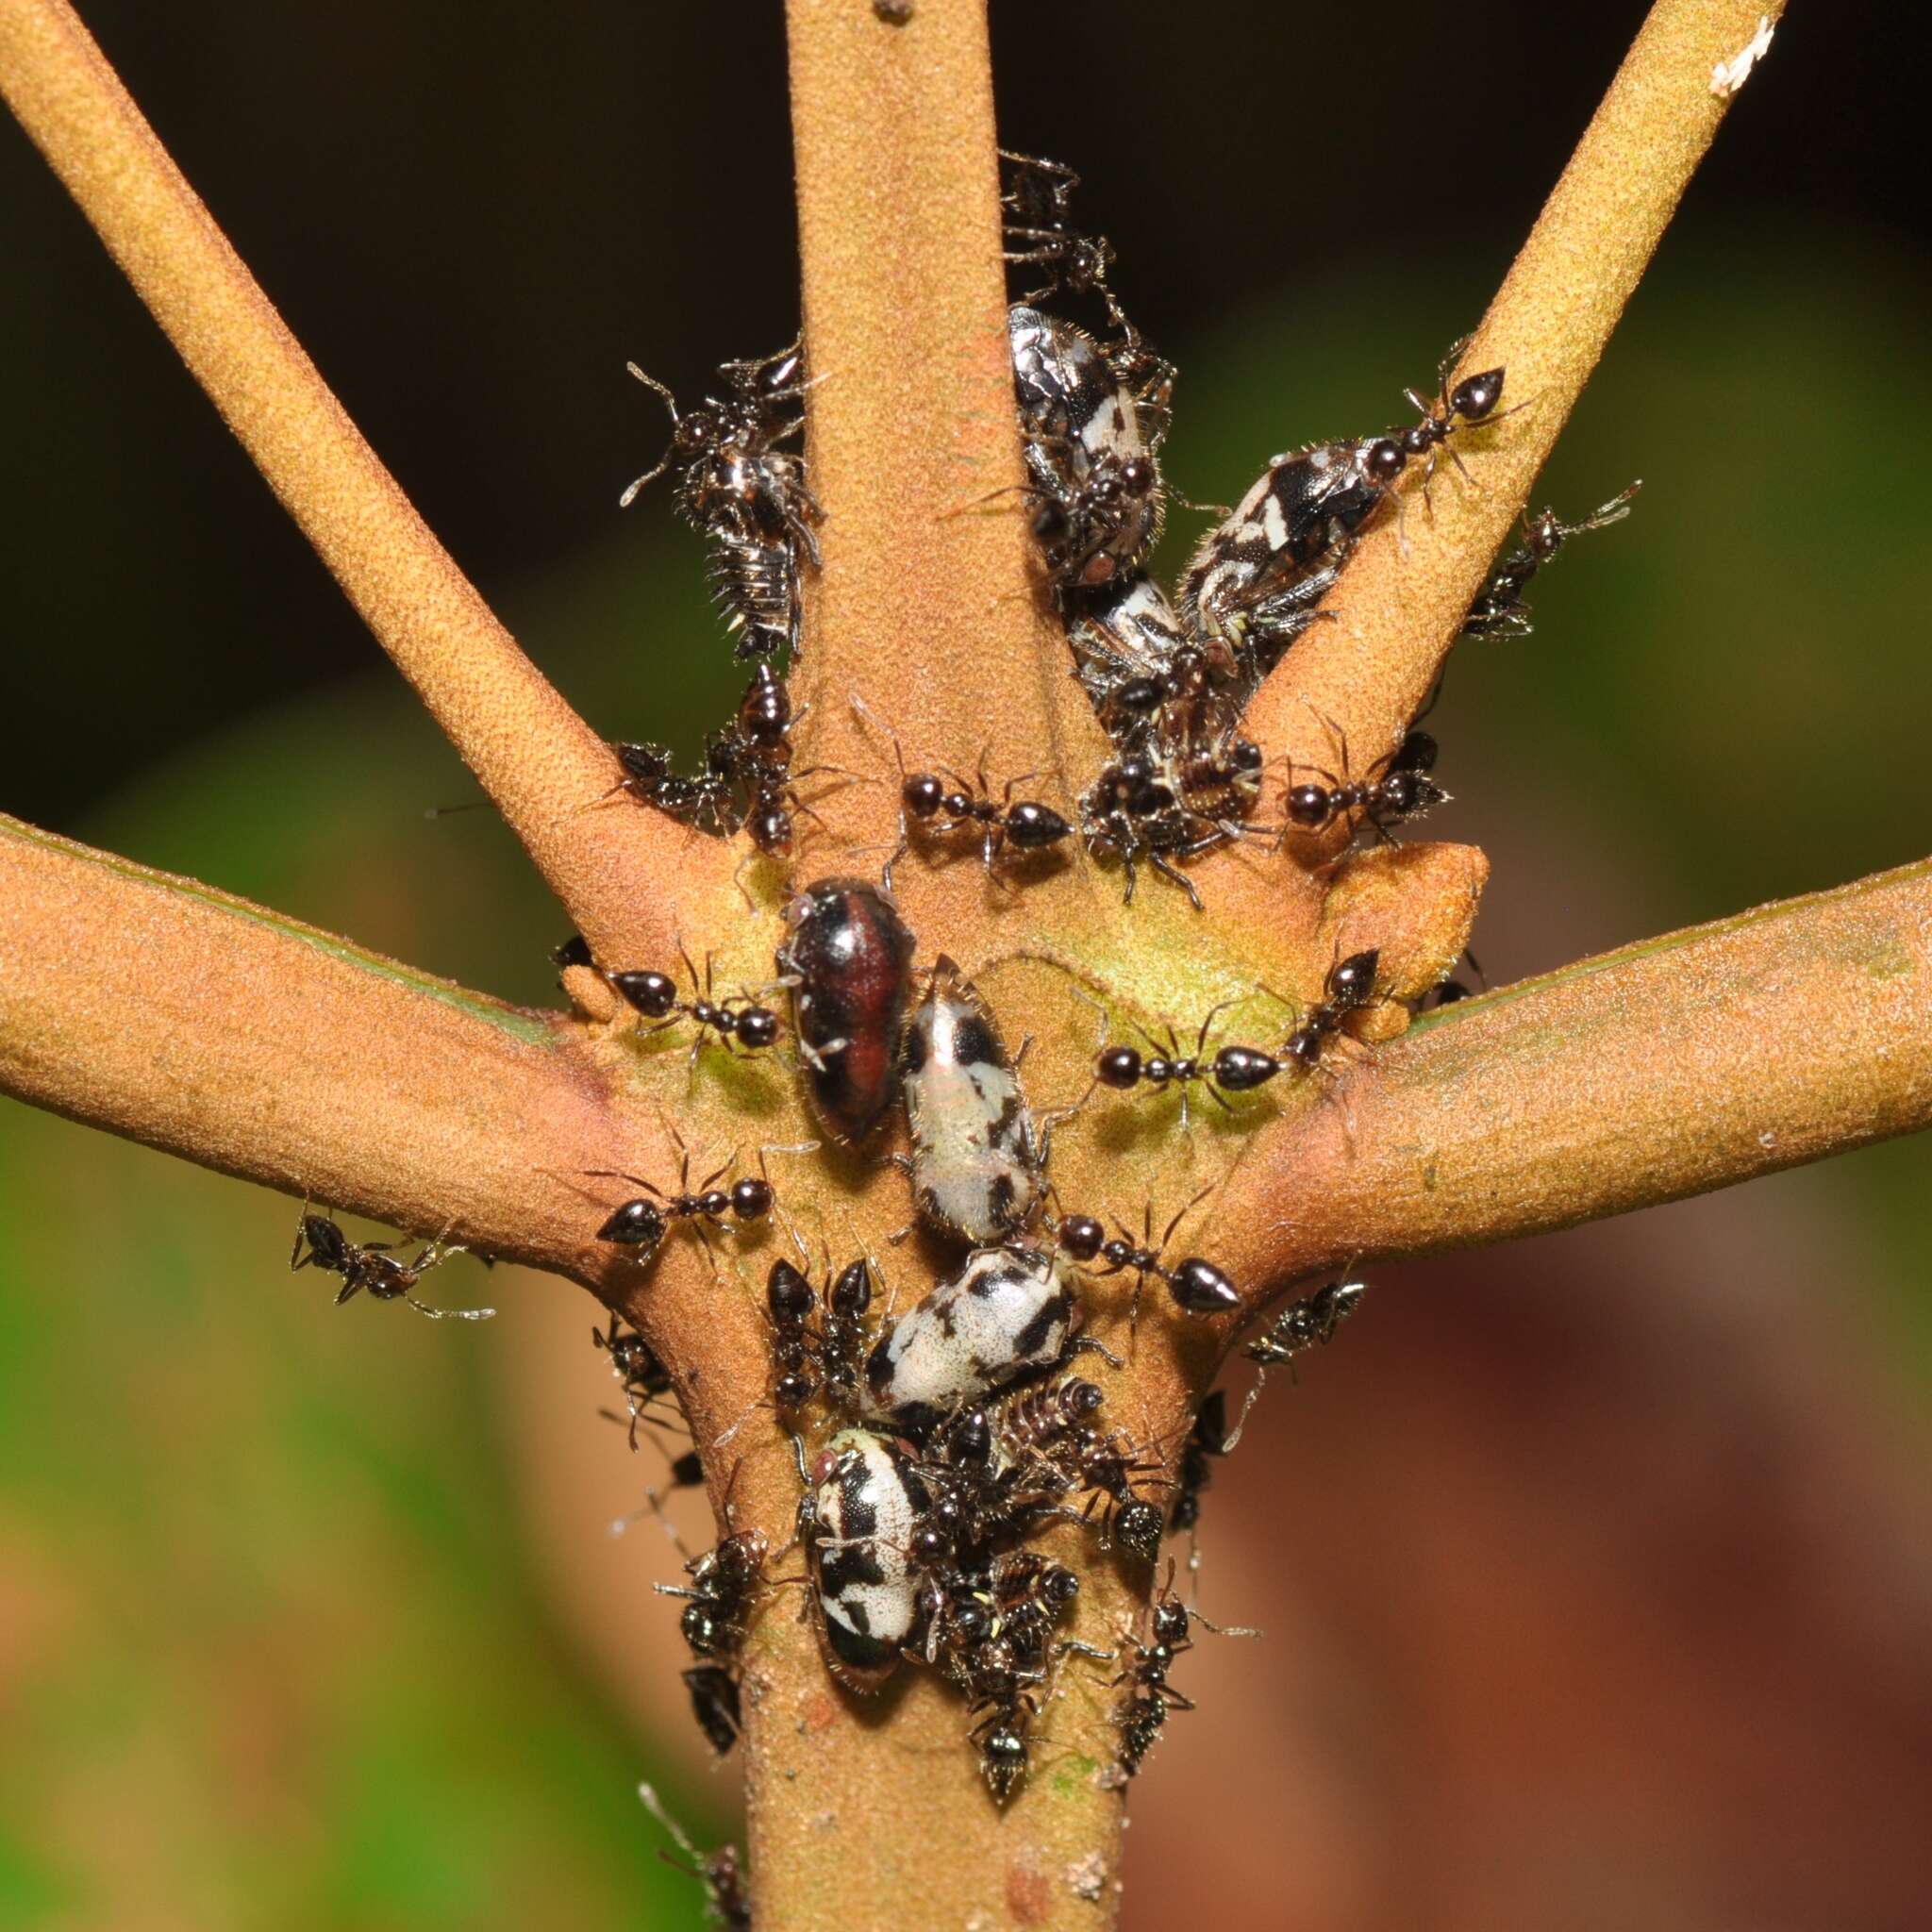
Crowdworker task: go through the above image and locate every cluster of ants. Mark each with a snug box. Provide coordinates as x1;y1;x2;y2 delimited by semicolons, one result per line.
279;128;1639;1923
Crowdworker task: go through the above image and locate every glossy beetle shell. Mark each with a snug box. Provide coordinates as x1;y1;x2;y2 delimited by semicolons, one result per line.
776;877;917;1143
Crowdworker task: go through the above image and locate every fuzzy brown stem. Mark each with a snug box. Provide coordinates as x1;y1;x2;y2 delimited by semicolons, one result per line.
0;0;721;962
1216;855;1932;1296
1244;0;1790;781
783;0;1108;961
0;814;624;1274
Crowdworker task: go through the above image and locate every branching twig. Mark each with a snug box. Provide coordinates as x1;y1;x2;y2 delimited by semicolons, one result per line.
0;814;617;1273
784;0;1108;954
1242;0;1790;783
1223;853;1930;1296
0;0;721;962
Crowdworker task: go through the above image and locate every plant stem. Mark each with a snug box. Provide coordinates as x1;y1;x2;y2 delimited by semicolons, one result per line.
1242;0;1792;782
783;0;1108;958
0;815;617;1272
0;0;721;963
1219;854;1932;1294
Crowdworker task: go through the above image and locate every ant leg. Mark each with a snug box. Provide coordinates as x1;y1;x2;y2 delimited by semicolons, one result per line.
1159;1184;1216;1250
1146;851;1204;912
1218;1371;1267;1454
618;365;679;507
583;1169;665;1198
403;1293;495;1323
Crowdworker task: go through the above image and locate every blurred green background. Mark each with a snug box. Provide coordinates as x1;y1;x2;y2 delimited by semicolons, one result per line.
3;4;1929;1928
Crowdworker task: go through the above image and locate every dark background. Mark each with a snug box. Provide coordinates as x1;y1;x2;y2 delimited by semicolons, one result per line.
3;0;1923;834
4;5;1930;1929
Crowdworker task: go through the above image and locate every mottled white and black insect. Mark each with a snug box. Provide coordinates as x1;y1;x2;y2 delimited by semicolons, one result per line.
807;1427;930;1691
901;958;1042;1244
1460;483;1640;641
622;341;824;661
1008;304;1166;595
862;1245;1080;1434
1181;362;1508;687
1064;572;1240;751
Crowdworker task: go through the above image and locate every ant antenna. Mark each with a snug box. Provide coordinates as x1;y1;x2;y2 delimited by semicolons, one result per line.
637;1782;707;1876
619;364;682;508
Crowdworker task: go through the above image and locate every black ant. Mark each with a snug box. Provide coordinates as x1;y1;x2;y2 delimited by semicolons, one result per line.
656;1520;772;1663
289;1209;492;1321
607;739;738;839
1170;1388;1231;1542
1078;751;1259;912
1088;996;1285;1128
682;1661;742;1757
1270;948;1382;1073
1365;345;1518;521
1058;1190;1242;1324
1462;483;1641;640
708;662;850;862
1219;1278;1369;1452
1241;1278;1365;1372
604;941;782;1064
1110;1570;1255;1777
591;1312;677;1449
851;695;1072;888
1281;722;1447;844
763;1256;821;1415
998;149;1115;305
638;1784;752;1930
586;1141;777;1255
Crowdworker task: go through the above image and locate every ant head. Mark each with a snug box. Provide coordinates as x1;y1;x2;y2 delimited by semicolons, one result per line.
1120;456;1157;498
1057;1209;1109;1259
1287;781;1332;826
748;805;793;858
1449;367;1506;422
903;772;945;819
1365;438;1407;483
674;408;716;453
730;1176;775;1222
